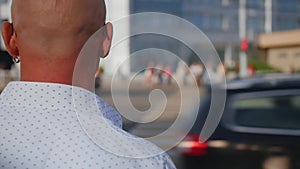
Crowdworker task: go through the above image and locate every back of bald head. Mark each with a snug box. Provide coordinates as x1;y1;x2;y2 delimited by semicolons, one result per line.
11;0;107;58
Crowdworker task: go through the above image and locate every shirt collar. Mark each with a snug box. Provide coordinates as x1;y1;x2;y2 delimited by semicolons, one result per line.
0;81;122;128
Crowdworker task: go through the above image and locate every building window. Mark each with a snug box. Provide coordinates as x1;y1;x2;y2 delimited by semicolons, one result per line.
196;0;221;6
222;15;229;31
0;0;8;3
231;16;239;31
185;14;205;28
277;17;298;31
222;0;230;6
276;0;299;13
247;0;264;9
206;14;222;30
229;0;239;8
247;15;264;32
279;53;287;59
295;53;300;59
184;13;223;31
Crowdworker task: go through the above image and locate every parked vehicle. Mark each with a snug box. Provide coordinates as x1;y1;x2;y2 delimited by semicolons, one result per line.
176;75;300;169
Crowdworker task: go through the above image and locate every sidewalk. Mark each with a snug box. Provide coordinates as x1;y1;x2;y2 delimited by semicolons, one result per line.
98;74;206;122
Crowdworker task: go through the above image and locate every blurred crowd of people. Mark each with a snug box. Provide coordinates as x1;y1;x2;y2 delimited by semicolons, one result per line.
144;62;173;86
94;60;271;90
143;61;228;87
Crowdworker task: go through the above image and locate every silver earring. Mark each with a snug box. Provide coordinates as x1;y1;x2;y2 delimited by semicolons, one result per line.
13;56;20;64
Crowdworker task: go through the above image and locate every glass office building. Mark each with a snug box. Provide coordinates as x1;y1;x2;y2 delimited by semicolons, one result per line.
130;0;300;69
1;0;299;72
129;0;183;72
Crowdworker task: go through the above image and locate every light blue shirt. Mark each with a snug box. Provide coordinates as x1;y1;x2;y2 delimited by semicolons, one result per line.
0;81;176;169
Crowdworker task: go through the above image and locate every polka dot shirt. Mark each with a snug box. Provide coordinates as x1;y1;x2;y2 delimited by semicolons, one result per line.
0;82;176;169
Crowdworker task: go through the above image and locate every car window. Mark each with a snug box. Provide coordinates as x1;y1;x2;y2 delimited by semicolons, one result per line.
230;94;300;130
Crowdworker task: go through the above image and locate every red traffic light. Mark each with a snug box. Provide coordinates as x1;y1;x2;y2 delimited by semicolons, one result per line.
240;38;248;51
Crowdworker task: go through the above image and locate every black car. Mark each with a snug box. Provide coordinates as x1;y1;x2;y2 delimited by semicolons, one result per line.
176;75;300;169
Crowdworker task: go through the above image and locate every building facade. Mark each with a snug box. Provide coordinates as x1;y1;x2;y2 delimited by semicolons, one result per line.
258;29;300;72
0;0;300;74
130;0;300;71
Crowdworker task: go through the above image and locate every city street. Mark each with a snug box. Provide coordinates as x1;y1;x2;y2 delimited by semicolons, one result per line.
0;0;299;168
97;75;205;167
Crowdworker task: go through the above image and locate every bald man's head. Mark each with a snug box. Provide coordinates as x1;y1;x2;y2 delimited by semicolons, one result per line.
10;0;108;58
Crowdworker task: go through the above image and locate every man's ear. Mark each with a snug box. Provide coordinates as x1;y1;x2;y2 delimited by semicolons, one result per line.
101;22;113;58
1;22;19;57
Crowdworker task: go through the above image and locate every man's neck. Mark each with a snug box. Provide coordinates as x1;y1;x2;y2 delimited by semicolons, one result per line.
20;58;92;91
19;54;99;92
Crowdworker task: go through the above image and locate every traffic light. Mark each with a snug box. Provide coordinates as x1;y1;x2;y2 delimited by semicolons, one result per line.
240;38;248;51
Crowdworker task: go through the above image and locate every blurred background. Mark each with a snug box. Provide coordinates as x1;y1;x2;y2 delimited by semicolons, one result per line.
1;0;300;83
1;0;300;169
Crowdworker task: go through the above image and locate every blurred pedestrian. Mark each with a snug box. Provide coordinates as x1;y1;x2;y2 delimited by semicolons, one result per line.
190;62;204;86
202;61;215;84
174;61;188;85
144;61;155;86
248;64;255;77
216;62;227;83
288;65;295;74
0;0;176;168
163;65;172;85
156;63;164;85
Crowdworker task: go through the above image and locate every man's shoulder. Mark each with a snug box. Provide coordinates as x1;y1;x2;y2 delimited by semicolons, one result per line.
68;114;176;168
78;112;164;158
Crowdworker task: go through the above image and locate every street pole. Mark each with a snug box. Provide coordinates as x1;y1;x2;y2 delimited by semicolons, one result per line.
265;0;272;33
239;0;248;78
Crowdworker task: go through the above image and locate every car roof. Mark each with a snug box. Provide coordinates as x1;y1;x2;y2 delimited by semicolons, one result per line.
226;74;300;91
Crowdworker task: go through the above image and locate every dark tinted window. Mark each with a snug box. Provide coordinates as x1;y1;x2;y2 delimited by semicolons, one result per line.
231;94;300;130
